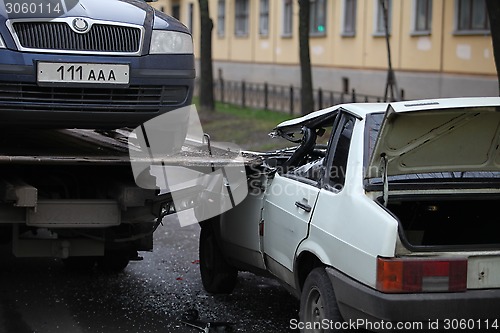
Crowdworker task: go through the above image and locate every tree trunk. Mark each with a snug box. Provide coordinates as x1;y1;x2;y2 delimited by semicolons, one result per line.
298;0;314;115
198;0;215;111
486;0;500;96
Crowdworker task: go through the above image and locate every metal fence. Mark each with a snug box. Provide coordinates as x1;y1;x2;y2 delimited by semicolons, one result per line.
195;78;401;115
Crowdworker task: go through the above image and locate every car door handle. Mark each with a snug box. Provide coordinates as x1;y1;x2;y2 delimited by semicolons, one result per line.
295;201;312;213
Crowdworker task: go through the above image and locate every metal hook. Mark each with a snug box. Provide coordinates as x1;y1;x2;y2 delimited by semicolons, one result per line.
203;133;212;157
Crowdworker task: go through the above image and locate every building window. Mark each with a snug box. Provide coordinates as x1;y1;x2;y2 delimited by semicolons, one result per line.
259;0;270;36
456;0;489;32
283;0;293;36
414;0;432;33
235;0;249;36
188;2;194;32
375;0;391;35
217;0;226;36
342;0;357;36
310;0;327;35
171;2;180;19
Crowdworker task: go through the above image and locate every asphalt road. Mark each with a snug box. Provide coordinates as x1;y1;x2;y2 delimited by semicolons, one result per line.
0;217;299;333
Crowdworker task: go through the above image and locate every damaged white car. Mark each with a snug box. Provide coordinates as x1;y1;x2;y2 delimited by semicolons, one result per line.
198;97;500;331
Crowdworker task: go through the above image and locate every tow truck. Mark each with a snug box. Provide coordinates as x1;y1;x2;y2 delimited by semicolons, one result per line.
0;121;262;272
0;127;162;272
0;0;197;272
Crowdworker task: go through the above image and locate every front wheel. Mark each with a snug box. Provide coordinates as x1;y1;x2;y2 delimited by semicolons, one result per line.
199;226;238;294
300;267;345;332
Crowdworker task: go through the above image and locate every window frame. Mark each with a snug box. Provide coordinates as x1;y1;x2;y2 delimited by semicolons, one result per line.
171;0;180;19
342;0;357;37
310;0;327;37
259;0;270;36
282;0;293;37
454;0;490;35
373;0;391;37
217;0;226;37
324;112;356;192
188;2;194;32
235;0;250;37
412;0;432;36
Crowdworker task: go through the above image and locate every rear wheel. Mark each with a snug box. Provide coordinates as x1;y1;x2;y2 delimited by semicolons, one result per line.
300;267;345;332
199;226;237;294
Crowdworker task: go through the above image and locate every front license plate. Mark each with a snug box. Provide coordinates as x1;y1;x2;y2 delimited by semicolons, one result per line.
37;62;129;85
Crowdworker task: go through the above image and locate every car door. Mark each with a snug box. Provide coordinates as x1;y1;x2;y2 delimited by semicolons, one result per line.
261;124;332;287
262;112;355;287
262;172;321;287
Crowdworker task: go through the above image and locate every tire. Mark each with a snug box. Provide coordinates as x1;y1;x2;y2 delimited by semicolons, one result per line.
97;250;130;273
199;226;238;294
300;267;346;332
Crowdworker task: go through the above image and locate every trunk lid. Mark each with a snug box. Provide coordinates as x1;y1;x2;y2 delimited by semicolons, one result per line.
366;97;500;180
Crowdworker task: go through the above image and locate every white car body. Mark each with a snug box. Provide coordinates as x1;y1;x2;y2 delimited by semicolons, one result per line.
200;97;500;330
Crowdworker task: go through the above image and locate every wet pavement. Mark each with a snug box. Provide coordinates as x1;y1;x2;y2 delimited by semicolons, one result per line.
0;218;299;333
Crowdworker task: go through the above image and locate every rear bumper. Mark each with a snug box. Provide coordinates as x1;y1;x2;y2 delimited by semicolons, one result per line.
326;267;500;331
0;49;195;128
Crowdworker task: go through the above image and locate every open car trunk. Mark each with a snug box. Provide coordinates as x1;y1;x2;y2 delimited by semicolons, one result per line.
363;98;500;250
384;195;500;249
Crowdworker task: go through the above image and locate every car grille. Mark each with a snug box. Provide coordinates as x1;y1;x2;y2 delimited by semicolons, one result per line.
12;22;142;54
0;83;188;113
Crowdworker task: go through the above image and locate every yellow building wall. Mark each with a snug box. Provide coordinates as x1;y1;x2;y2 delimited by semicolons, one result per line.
150;0;170;13
225;0;253;62
211;0;229;60
252;0;277;63
399;0;443;72
362;0;402;70
273;1;299;65
332;0;366;68
441;1;495;75
151;0;496;77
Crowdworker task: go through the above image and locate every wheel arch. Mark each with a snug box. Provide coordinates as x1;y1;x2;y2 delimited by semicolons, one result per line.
295;240;335;292
198;215;223;244
295;251;322;294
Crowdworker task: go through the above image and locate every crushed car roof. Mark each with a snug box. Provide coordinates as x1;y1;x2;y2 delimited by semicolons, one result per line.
271;103;386;140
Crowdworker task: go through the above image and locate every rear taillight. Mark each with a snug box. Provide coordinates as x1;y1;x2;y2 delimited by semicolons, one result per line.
376;257;467;293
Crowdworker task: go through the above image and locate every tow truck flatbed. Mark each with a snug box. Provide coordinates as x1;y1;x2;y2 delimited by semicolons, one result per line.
0;128;263;167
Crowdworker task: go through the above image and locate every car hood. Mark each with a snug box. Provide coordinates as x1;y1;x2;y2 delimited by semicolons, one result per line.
0;0;185;30
366;97;500;179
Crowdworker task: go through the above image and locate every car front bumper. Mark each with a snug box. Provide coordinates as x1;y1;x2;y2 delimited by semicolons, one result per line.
326;266;500;331
0;49;195;128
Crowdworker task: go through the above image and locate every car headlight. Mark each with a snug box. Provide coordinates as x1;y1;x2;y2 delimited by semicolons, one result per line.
150;31;193;54
0;35;5;48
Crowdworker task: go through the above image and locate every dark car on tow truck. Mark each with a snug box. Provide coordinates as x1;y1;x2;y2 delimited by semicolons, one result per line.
0;0;195;128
